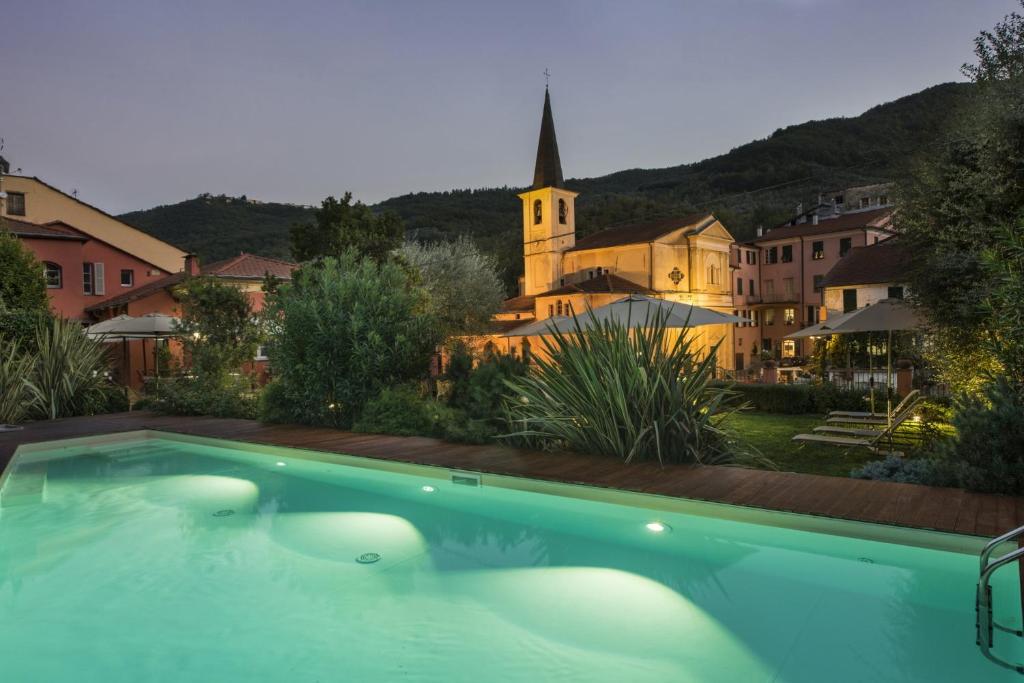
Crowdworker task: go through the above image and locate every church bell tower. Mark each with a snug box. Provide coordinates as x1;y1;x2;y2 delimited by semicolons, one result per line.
519;88;577;297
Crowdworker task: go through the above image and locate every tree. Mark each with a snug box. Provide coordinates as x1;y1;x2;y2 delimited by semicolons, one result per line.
262;251;442;428
174;276;262;382
962;2;1024;83
290;192;404;263
399;237;505;337
153;276;263;418
0;228;51;349
0;228;48;312
897;3;1024;387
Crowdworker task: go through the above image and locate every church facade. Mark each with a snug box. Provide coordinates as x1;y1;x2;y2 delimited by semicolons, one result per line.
492;89;738;369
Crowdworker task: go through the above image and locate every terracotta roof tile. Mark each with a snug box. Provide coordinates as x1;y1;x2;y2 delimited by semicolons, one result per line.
753;207;893;243
86;252;296;313
1;217;88;241
534;273;654;298
567;212;714;252
203;253;296;280
500;294;536;313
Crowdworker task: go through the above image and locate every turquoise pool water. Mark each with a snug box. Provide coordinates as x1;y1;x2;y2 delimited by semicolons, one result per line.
0;436;1021;682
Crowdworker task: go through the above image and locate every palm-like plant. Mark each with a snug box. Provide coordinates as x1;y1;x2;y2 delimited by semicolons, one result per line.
503;308;756;466
26;318;114;419
0;342;34;425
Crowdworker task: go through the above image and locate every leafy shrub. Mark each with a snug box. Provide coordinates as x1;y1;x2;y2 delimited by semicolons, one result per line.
353;385;497;444
851;455;936;485
0;342;34;424
503;311;750;465
26;318;118;420
262;253;443;428
150;375;259;419
932;378;1024;494
353;385;453;437
0;309;51;354
447;347;527;421
717;382;871;414
0;229;48;314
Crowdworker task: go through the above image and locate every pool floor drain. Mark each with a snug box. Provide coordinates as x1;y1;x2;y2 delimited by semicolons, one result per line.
212;509;236;517
356;552;381;564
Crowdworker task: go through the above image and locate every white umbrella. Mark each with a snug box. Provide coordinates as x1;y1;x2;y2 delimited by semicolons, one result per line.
86;313;180;339
785;307;860;339
501;294;745;337
86;313;181;383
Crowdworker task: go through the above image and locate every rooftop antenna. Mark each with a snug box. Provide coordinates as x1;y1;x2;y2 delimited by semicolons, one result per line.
72;189;79;198
543;68;550;88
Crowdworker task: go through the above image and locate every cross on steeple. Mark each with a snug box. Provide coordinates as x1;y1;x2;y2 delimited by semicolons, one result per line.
543;68;550;88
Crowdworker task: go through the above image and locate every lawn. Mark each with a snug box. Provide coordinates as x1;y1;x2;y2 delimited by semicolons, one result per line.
725;411;879;478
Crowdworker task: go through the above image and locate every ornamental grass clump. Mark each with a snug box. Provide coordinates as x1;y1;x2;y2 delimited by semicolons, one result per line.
503;309;754;466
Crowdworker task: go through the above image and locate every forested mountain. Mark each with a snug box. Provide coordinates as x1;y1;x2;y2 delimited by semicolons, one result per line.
121;82;972;288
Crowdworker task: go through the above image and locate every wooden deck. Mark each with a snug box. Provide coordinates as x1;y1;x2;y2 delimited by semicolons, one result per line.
2;411;1023;539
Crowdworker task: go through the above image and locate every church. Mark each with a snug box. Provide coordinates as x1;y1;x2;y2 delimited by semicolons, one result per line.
491;89;739;369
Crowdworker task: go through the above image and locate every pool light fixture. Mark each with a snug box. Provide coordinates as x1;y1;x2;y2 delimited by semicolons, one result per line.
646;521;670;533
276;461;287;467
421;485;436;493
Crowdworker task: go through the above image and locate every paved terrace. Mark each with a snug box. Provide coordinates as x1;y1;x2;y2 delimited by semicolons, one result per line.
2;411;1023;539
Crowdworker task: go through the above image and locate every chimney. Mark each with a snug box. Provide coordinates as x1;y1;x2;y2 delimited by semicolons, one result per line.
756;225;763;237
184;253;200;276
812;214;819;226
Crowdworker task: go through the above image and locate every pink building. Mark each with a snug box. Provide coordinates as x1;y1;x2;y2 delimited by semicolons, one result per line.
730;197;894;366
5;217;173;320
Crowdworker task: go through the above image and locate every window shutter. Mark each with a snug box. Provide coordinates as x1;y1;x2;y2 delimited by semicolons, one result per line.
94;263;105;296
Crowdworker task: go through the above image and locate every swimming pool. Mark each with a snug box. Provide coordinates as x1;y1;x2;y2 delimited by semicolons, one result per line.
0;432;1021;681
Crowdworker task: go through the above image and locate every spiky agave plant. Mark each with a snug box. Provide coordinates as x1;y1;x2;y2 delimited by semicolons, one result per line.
0;342;34;425
25;318;115;420
503;307;756;466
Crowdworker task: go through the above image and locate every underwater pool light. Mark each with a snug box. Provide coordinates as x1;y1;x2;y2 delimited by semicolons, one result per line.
421;485;436;493
276;461;287;467
646;521;670;533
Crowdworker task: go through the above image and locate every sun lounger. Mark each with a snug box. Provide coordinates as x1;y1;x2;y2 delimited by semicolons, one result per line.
826;396;923;426
827;390;920;420
792;397;920;453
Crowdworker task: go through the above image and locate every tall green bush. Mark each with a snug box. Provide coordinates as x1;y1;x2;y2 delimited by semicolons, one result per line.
400;238;506;336
933;378;1024;494
0;228;51;352
26;318;116;420
714;382;869;414
262;252;442;428
503;312;751;465
150;276;262;419
0;229;48;313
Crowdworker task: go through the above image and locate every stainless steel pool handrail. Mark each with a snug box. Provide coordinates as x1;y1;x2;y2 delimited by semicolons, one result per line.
981;525;1024;573
977;529;1024;675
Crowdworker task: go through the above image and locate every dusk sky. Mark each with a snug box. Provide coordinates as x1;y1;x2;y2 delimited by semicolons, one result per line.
1;1;1013;214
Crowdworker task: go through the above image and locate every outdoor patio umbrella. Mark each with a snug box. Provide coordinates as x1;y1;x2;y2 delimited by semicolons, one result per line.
784;307;859;339
501;294;746;337
85;313;180;339
790;299;924;428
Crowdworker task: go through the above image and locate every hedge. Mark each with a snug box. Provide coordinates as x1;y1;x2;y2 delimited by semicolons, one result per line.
713;381;872;414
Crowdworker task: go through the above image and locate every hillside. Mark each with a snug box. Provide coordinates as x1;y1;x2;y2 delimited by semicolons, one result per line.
121;82;973;286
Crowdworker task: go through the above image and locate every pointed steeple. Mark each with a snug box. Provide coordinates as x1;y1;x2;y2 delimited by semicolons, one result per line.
532;88;564;190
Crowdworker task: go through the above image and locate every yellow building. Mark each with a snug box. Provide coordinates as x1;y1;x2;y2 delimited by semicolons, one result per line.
1;174;186;273
491;89;738;369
